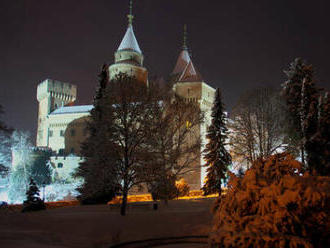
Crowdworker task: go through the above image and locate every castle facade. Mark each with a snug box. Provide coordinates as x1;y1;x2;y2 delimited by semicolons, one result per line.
36;4;215;190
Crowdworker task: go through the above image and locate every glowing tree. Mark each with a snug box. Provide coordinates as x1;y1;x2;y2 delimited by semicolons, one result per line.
8;130;33;203
209;153;329;248
229;87;286;168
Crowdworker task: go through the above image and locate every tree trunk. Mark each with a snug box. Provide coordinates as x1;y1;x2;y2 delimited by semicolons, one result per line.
218;187;222;201
301;144;305;165
120;184;128;216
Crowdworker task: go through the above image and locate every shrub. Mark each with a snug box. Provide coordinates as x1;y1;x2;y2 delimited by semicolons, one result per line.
209;153;330;248
175;178;190;198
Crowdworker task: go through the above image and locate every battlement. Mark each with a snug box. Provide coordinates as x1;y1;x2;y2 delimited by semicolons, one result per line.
37;79;77;102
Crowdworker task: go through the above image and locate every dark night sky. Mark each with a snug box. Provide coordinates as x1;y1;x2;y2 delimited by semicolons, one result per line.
0;0;329;144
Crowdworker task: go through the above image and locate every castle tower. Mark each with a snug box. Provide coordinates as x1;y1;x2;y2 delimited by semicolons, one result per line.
109;0;148;84
172;25;215;189
36;79;77;147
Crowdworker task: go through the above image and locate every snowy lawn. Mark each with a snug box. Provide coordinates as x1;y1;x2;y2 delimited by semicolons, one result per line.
0;198;214;248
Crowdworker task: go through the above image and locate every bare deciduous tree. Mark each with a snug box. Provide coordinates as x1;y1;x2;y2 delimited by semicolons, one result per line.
229;88;286;168
104;74;157;215
143;89;204;202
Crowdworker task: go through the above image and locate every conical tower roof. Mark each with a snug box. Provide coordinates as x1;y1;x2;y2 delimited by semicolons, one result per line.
178;60;203;82
118;24;142;54
172;49;191;75
117;0;142;54
172;25;202;82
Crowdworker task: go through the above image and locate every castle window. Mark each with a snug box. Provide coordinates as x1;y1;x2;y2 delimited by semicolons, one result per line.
57;163;63;168
60;130;64;137
49;130;53;137
70;129;75;137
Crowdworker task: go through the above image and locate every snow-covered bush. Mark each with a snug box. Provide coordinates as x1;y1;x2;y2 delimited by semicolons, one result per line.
209;153;329;248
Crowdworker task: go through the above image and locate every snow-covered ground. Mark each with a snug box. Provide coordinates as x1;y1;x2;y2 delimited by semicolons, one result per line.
0;199;214;248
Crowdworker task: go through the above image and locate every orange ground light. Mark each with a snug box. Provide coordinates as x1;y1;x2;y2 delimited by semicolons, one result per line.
108;190;220;204
7;190;222;211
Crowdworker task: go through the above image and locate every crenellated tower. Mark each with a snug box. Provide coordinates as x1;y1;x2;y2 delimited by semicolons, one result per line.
36;79;76;147
109;0;148;84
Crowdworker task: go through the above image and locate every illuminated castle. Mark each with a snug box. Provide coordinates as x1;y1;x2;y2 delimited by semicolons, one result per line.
36;2;215;189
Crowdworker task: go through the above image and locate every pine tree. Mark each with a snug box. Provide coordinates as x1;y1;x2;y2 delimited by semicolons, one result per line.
306;92;330;175
282;58;317;165
22;178;46;212
202;88;231;196
74;64;119;204
282;58;328;174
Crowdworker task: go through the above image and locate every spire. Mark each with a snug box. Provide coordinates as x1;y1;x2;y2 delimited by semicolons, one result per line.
183;24;188;50
127;0;134;26
117;0;142;54
172;25;202;82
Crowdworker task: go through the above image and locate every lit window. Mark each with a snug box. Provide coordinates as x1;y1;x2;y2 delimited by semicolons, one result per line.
57;163;63;168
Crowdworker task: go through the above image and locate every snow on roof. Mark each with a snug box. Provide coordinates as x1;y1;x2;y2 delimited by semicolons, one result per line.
50;105;93;115
172;50;191;75
118;25;142;54
178;60;203;83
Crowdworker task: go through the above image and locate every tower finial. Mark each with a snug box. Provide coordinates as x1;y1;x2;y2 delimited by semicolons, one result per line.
127;0;134;25
183;24;188;50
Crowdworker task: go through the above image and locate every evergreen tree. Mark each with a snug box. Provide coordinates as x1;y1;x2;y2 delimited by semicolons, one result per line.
305;92;330;175
282;58;318;165
22;178;46;212
202;88;231;196
75;64;119;204
282;58;329;174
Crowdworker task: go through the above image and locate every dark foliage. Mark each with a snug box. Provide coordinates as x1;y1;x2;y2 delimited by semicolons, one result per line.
282;58;329;175
104;73;155;215
202;88;231;196
75;64;119;205
305;92;330;175
149;176;190;201
22;178;46;212
281;58;317;162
